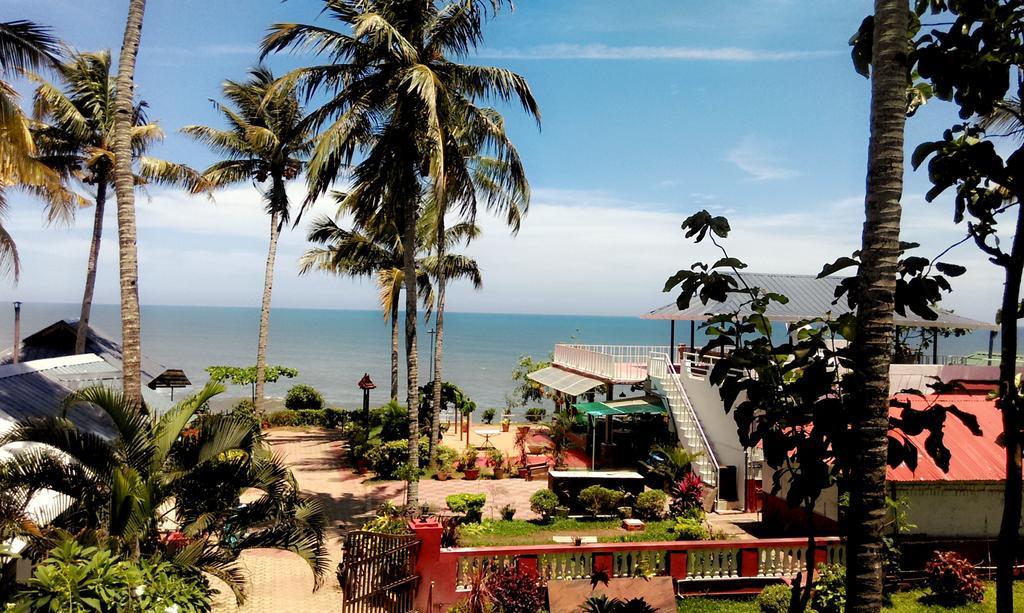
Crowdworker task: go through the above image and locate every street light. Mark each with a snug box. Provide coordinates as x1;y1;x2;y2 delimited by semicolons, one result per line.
358;373;376;424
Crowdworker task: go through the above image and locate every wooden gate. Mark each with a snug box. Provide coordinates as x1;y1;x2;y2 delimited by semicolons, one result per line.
339;530;420;613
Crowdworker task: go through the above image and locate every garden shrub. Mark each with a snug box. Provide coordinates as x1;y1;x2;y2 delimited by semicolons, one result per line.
925;551;984;606
578;485;624;516
485;564;547;613
811;563;846;613
285;384;325;411
500;504;516;521
524;407;546;422
367;440;410;479
529;489;559;520
669;472;705;517
435;445;459;472
264;408;346;429
633;489;667;520
482;408;496;424
13;539;211;613
362;502;412;535
446;493;487;523
756;583;793;613
673;516;709;540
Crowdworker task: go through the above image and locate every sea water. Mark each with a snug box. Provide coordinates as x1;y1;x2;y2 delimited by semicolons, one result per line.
0;302;1011;413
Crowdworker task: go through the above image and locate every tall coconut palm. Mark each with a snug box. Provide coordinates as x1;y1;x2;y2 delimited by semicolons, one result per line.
0;19;76;280
848;2;909;611
262;0;539;506
299;209;483;402
427;106;529;465
30;50;201;354
111;0;148;402
183;68;313;417
0;382;328;602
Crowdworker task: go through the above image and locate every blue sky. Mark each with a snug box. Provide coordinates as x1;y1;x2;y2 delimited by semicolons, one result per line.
3;1;1004;321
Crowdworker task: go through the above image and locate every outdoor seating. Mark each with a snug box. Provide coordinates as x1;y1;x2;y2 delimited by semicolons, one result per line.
524;460;548;481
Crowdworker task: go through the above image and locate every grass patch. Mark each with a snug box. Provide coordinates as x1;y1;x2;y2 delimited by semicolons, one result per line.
674;582;1024;613
456;518;680;547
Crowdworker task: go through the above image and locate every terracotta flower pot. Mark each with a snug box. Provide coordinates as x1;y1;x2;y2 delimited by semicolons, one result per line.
493;468;506;480
463;469;480;480
436;471;450;481
501;422;510;432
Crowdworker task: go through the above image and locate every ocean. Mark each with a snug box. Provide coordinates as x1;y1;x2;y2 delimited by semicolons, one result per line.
0;302;1012;413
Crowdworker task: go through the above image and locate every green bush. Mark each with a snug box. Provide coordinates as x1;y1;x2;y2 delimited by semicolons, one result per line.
578;485;624;516
633;489;667;520
529;489;559;520
446;493;487;523
482;408;496;424
811;563;846;613
500;504;516;521
264;408;346;429
367;440;411;479
757;583;793;613
525;407;546;422
12;539;211;613
285;384;325;411
435;445;459;471
673;516;709;540
371;401;410;441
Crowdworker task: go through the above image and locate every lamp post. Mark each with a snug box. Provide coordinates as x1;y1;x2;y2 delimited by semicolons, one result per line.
358;373;376;424
11;302;21;365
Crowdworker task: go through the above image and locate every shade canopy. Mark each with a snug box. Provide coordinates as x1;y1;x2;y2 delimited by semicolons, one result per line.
527;366;603;396
643;273;998;331
573;401;666;418
147;369;191;390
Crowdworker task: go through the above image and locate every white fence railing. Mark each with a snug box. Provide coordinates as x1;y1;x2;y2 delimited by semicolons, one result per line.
553;344;669;382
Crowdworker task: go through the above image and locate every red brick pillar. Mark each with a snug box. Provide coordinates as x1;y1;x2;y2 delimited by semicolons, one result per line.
593;552;614;577
669;551;688;580
410;519;447;611
740;548;760;578
516;554;539;576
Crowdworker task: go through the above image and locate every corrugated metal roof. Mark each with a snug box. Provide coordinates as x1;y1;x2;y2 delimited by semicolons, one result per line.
643;273;998;331
527;366;603;396
888;392;1008;482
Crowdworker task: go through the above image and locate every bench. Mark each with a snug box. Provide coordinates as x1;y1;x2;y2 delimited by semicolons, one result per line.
524;461;549;481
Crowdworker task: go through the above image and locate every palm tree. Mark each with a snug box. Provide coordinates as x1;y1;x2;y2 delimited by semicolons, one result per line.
427;106;530;465
0;20;76;280
262;0;539;506
111;0;148;402
848;2;909;611
30;50;201;354
299;209;483;403
183;68;313;417
0;382;328;602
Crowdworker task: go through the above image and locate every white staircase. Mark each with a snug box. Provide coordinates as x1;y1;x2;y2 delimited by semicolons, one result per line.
648;353;720;493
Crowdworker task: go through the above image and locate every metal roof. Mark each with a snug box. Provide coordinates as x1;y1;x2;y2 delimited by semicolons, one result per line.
527;366;603;396
888;391;1009;482
643;273;998;331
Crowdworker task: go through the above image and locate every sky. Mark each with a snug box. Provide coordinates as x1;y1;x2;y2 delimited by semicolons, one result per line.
1;1;1008;322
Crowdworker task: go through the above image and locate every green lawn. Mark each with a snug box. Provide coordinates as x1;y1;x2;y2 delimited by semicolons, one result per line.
675;582;1024;612
456;518;678;547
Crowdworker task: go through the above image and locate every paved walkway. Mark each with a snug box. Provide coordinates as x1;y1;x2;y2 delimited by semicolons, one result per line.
211;428;402;612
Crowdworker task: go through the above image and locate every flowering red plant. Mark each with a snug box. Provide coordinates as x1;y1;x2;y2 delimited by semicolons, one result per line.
669;472;705;517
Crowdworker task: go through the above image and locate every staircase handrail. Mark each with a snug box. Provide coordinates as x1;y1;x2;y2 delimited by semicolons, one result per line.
650;352;721;480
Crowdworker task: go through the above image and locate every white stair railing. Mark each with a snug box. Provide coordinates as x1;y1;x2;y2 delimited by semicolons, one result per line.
648;353;720;491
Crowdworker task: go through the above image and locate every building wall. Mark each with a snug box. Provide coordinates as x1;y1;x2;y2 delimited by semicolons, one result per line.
893;481;1024;539
762;467;841;529
676;373;748;500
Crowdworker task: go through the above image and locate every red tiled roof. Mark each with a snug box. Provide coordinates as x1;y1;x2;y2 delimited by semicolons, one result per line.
888;391;1007;482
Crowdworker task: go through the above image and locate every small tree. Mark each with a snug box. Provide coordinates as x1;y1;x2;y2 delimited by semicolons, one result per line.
206;365;298;409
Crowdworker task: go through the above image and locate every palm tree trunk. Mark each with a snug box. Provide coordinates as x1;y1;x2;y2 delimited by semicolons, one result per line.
847;2;908;611
111;0;147;403
403;198;420;507
254;209;281;417
75;176;107;354
429;216;446;467
995;204;1024;613
390;298;400;402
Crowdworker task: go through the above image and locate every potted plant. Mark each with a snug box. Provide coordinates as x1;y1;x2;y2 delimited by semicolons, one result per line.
501;416;511;432
459;447;480;480
487;448;506;479
513;428;530;478
435;445;458;481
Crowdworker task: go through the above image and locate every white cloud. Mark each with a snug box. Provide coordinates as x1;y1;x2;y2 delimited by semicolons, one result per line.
726;136;799;181
1;184;1005;323
477;43;837;62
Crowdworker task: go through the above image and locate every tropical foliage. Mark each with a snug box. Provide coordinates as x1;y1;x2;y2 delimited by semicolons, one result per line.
29;49;200;352
262;0;539;505
185;67;313;416
0;383;328;603
205;364;298;405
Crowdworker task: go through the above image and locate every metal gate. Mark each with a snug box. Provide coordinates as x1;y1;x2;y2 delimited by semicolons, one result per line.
339;530;420;613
